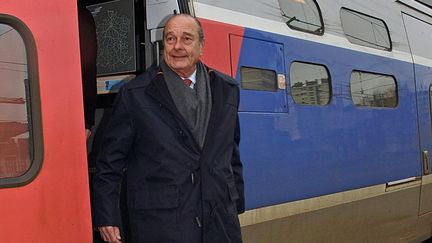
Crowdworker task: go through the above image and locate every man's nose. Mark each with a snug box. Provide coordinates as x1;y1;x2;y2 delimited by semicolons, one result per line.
174;39;183;49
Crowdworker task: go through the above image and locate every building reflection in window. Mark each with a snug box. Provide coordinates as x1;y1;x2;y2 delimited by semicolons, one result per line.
0;23;31;178
290;61;331;105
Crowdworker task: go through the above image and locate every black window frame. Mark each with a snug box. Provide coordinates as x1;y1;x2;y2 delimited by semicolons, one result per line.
289;61;332;106
278;0;325;35
340;7;392;51
0;14;43;188
416;0;432;8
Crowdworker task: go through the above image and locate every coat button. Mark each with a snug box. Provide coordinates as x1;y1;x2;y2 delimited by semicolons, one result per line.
195;216;202;228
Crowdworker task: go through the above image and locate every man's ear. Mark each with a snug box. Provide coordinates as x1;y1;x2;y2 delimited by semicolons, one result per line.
199;41;205;55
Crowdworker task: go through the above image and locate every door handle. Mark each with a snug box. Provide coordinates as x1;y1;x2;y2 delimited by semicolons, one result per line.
422;150;430;175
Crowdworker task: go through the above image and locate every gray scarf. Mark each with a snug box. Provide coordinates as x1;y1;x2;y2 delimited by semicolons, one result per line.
161;60;212;148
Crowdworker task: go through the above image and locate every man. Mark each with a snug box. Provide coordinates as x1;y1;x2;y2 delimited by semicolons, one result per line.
92;14;244;243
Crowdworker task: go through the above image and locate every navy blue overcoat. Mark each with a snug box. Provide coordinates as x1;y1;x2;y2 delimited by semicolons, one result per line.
93;65;245;243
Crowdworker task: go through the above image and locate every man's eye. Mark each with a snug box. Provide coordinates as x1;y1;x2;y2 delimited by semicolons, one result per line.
183;37;193;43
166;36;175;43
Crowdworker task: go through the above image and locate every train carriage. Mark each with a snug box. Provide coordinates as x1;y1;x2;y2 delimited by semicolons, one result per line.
1;0;432;242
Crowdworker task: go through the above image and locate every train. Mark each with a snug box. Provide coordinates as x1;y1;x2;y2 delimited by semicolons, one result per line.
1;0;432;242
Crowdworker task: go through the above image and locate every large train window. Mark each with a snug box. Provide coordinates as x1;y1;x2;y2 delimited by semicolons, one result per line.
290;61;331;105
0;15;41;187
340;8;391;51
350;71;397;108
278;0;324;35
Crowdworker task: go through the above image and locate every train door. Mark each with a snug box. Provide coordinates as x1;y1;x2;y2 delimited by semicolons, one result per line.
0;1;92;242
229;35;287;112
403;13;432;215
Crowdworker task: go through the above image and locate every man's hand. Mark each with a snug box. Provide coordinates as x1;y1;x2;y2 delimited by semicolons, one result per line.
98;226;122;243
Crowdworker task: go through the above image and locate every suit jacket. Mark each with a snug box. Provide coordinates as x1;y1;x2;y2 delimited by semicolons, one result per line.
92;64;245;243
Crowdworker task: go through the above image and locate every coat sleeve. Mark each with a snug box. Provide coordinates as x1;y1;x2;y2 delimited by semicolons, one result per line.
92;86;134;227
232;86;245;214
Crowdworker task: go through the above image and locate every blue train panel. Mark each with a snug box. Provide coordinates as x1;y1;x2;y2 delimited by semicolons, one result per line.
234;28;421;210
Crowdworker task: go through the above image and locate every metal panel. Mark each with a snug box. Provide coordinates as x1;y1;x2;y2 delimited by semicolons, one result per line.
230;35;287;112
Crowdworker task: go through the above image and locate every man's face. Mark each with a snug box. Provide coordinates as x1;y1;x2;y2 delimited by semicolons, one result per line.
163;15;203;78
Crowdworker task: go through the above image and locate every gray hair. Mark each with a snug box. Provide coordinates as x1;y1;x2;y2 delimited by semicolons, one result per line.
163;14;205;43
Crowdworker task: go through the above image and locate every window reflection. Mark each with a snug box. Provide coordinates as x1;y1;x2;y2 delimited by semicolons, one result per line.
350;71;397;108
290;62;331;105
0;23;31;178
241;66;277;92
340;8;391;51
278;0;324;35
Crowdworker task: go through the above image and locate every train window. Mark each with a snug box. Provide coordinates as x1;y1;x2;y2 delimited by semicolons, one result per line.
340;8;391;51
278;0;324;35
240;66;278;92
0;16;41;187
350;71;397;108
290;62;331;105
416;0;432;8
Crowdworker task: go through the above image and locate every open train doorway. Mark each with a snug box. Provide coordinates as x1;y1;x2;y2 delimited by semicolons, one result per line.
77;0;192;241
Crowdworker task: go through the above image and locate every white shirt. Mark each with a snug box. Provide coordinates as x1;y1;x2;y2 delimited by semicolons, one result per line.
181;70;197;89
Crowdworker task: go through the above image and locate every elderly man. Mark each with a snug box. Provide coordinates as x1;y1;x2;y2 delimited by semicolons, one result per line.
92;14;244;243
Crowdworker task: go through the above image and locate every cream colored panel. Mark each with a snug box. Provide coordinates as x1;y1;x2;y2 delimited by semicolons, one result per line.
420;174;432;215
241;186;428;243
240;184;385;227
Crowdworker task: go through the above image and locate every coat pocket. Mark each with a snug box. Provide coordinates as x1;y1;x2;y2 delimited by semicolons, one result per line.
134;185;179;209
130;185;180;242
